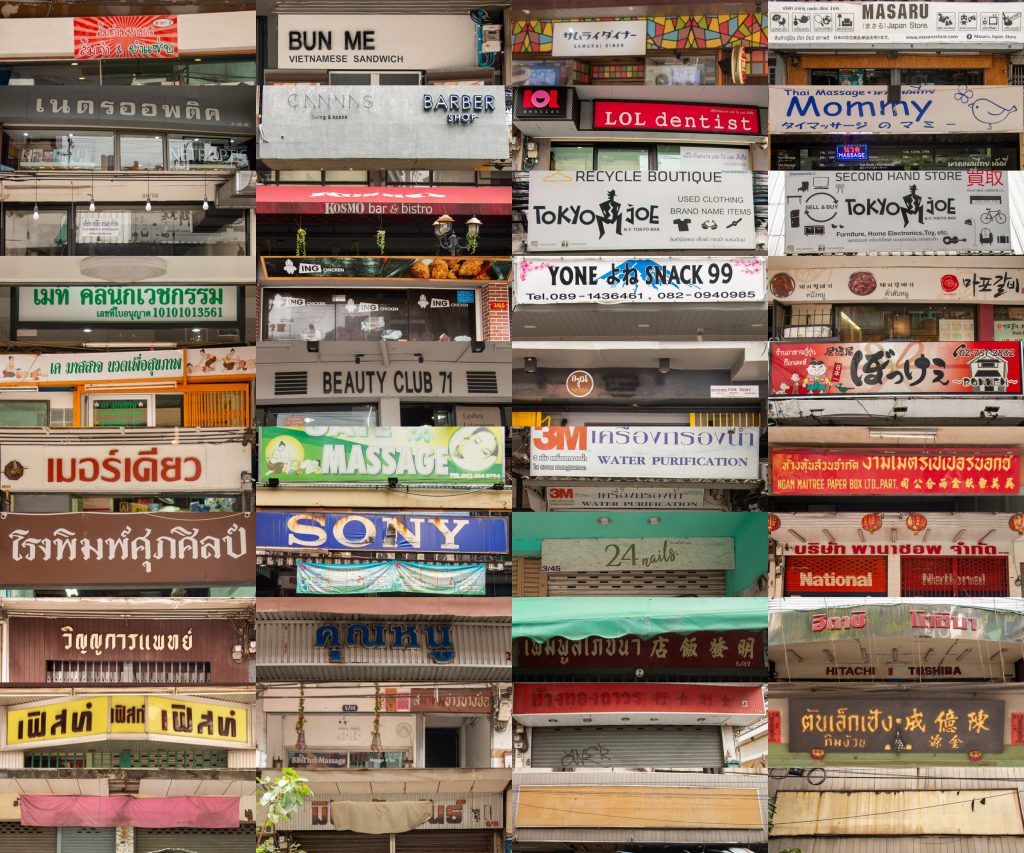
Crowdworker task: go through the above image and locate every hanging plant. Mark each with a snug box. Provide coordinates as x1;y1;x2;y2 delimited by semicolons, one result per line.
295;683;306;751
375;228;387;255
370;682;383;756
295;227;307;257
466;232;479;255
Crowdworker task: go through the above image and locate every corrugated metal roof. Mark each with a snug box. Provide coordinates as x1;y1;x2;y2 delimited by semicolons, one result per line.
257;664;509;683
769;839;1024;853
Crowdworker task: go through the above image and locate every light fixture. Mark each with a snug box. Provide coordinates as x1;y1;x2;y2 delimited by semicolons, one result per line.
647;516;661;525
306;340;319;353
145;175;152;211
471;340;485;353
597;517;612;525
83;328;92;333
202;177;210;211
32;177;39;219
231;643;243;663
465;215;481;237
658;358;670;374
89;170;95;211
524;356;537;373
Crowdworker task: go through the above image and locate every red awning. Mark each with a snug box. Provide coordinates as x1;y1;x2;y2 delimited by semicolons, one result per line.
20;795;240;829
256;185;512;217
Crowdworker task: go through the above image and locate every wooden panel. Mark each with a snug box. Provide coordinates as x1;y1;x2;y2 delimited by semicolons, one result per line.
512;557;546;597
515;785;762;829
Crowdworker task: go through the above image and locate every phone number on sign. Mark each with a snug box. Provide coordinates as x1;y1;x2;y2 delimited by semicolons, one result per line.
524;291;758;302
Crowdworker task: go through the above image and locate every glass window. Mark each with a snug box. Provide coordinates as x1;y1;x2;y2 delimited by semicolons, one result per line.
809;69;893;85
993;306;1024;340
835;305;976;342
551;145;594;171
120;135;165;170
91;398;149;427
901;69;984;85
0;56;255;86
269;408;379;428
74;206;246;256
4;210;69;256
513;61;572;86
596;147;648;170
645;56;717;86
0;399;49;427
168;136;249;171
11;130;114;170
657;144;750;171
156;395;184;427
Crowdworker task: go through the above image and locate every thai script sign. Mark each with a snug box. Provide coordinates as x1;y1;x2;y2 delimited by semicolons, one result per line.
771;342;1023;396
514;256;765;303
18;286;238;324
545;485;704;509
527;171;755;251
288;793;504;831
314;622;456;664
260;426;504;485
788;698;1004;755
784;555;889;595
789;542;1002;556
256;511;508;553
409;688;494;714
771;86;1024;134
551;20;647;56
540;537;734;573
297;561;486;595
6;695;248;748
771;448;1021;495
530;426;760;481
784;170;1010;255
593;100;761;134
74;15;178;59
514;682;765;715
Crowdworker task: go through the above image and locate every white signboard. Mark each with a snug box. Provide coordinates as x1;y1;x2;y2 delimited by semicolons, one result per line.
768;2;1024;46
514;257;765;304
771;86;1024;135
77;211;127;242
784;170;1010;255
529;426;760;481
541;536;735;573
552;20;647;56
711;385;761;398
528;170;755;252
18;287;238;324
546;484;705;509
674;146;751;170
276;15;478;70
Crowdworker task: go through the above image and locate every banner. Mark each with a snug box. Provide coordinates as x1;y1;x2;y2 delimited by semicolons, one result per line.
768;3;1024;46
770;342;1023;396
527;170;755;251
18;286;238;324
541;537;734;573
20;795;239;830
514;257;765;303
545;484;704;509
771;448;1021;495
260;426;504;485
529;426;759;481
514;682;765;716
256;511;508;553
74;15;178;59
297;560;486;595
784;170;1010;254
770;86;1024;134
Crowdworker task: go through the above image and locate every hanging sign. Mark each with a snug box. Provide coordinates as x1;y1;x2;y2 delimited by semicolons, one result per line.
541;537;734;573
551;20;647;56
770;342;1023;396
545;485;704;509
18;286;238;324
784;170;1010;255
514;257;765;303
297;560;486;595
514;87;572;120
771;448;1021;495
592;100;761;135
74;16;178;59
528;170;755;251
260;426;504;484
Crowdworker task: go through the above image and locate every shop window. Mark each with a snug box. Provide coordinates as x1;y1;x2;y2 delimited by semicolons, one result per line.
401;403;457;427
424;728;460;768
4;209;69;256
68;495;240;512
809;69;893;85
747;49;769;79
596;147;649;170
0;56;256;87
645;55;718;86
169;135;249;170
835;305;976;342
91;398;149;427
514;60;573;86
348;751;407;768
73;206;246;256
900;69;985;85
551;145;595;171
156;395;185;427
120;135;165;170
657;144;750;171
11;129;114;170
994;306;1024;340
324;170;370;182
0;399;49;427
264;408;379;428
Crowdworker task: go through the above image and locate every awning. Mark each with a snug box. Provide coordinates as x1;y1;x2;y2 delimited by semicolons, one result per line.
330;800;432;834
255;185;512;216
512;597;767;641
19;795;240;828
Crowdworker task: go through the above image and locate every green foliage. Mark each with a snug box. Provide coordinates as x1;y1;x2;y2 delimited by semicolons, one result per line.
255;767;313;853
295;228;307;257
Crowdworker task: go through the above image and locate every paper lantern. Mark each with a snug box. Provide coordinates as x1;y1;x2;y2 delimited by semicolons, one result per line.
861;513;883;533
768;513;781;533
1010;513;1024;533
906;513;928;534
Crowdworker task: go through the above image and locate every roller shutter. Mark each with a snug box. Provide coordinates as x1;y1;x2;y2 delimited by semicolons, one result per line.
58;827;115;853
530;725;724;769
0;824;56;853
395;829;496;852
545;569;726;596
901;556;1008;596
134;828;254;853
291;833;389;853
513;557;546;596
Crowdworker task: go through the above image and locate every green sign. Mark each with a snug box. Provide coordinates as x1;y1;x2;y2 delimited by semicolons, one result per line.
260;426;504;485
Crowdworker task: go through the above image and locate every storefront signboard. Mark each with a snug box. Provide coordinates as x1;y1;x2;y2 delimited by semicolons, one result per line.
296;560;486;595
18;286;238;324
313;622;456;664
545;485;704;509
276;15;478;69
288;751;348;768
788;542;1003;557
258;365;507;403
788;697;1004;754
771;448;1021;495
287;793;504;831
592;100;761;135
261;255;511;281
995;320;1024;340
771;86;1024;134
74;16;178;59
541;536;734;573
409;688;494;714
255;186;512;217
260;426;504;485
784;555;889;595
551;20;647;56
256;511;508;553
770;341;1023;396
514;682;765;715
528;170;755;251
514;87;573;120
530;426;759;481
784;170;1010;255
514;256;765;303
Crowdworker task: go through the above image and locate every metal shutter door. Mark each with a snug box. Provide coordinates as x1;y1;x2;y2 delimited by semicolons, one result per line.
901;556;1009;596
530;725;724;769
59;827;115;853
0;824;57;853
395;830;496;852
291;832;389;853
135;828;254;853
546;570;726;596
513;557;547;596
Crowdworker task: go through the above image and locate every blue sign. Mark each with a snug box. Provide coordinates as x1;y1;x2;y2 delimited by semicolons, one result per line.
256;511;509;554
836;144;869;162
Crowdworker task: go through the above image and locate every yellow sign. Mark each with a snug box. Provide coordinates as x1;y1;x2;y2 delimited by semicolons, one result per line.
8;696;109;745
147;695;248;744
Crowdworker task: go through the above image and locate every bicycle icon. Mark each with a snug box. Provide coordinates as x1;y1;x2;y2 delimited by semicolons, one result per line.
980;209;1007;224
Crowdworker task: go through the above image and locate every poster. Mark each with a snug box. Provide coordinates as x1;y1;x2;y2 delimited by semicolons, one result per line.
783;170;1010;254
260;426;504;484
17;286;238;324
74;15;178;59
296;560;486;595
770;341;1023;395
527;170;755;251
514;257;765;303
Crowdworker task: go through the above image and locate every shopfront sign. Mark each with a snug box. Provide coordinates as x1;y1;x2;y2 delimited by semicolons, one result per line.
552;20;647;56
259;367;505;402
256;511;508;553
514;87;572;119
529;170;754;251
775;602;1007;642
771;86;1024;135
785;170;1010;255
789;697;1004;755
771;448;1021;495
514;682;764;715
314;622;456;664
546;484;704;509
18;286;239;324
256;186;512;217
770;342;1023;396
0;348;182;385
0;512;253;586
297;560;486;595
517;630;765;670
289;793;503;831
514;257;765;303
768;2;1024;46
74;15;178;59
530;426;759;481
784;555;889;595
262;255;511;282
593;100;761;135
259;426;504;485
541;537;734;573
902;556;1009;595
410;688;493;714
6;695;249;748
277;15;477;69
288;751;348;768
996;320;1024;340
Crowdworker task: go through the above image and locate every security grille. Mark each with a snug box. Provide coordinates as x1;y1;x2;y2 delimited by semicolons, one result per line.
135;828;255;853
546;569;726;597
58;827;116;853
46;660;211;684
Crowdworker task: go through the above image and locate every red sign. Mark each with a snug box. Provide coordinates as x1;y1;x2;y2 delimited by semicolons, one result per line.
489;301;509;311
768;710;782;744
409;689;493;714
255;185;512;217
1012;713;1024;745
516;630;765;671
516;87;571;119
592;100;761;135
513;682;765;716
901;556;1009;596
771;448;1021;495
785;555;888;595
771;342;1022;396
74;16;178;59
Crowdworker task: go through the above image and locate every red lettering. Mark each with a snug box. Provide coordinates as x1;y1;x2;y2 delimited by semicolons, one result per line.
533;426;587;451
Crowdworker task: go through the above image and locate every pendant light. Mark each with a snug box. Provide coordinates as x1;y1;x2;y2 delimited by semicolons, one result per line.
89;171;95;212
145;175;152;212
32;177;39;220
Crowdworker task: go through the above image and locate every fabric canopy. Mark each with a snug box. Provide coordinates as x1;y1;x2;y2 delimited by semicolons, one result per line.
298;560;486;595
19;795;240;828
512;597;768;641
256;185;512;216
330;800;433;834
